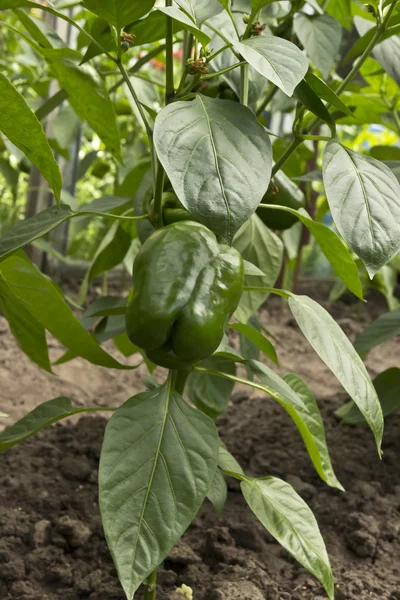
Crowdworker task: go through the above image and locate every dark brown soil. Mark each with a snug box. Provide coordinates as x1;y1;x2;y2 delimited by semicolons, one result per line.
1;292;400;600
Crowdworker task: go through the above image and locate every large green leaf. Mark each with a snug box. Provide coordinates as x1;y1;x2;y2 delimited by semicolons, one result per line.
0;289;51;372
0;197;130;262
283;374;343;490
323;140;400;278
187;357;236;419
304;73;354;118
43;50;121;159
0;255;133;370
288;294;384;451
294;79;335;132
354;308;400;355
175;0;223;25
324;0;352;30
0;397;114;453
207;469;228;515
82;0;155;30
154;96;272;243
241;477;334;600
157;7;211;46
233;35;309;96
337;368;400;424
99;381;218;600
233;215;283;322
0;74;62;202
293;14;342;79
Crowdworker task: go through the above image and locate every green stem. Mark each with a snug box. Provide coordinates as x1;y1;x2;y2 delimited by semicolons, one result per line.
256;85;278;116
172;369;191;395
392;108;400;134
144;569;157;600
240;63;250;106
108;44;168;94
152;162;166;229
203;21;240;58
116;59;157;192
202;61;247;80
183;31;194;69
242;286;290;298
207;43;231;62
271;1;398;177
78;211;150;221
165;0;175;104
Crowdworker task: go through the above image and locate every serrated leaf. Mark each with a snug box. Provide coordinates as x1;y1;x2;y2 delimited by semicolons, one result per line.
0;397;113;452
233;215;283;322
82;0;155;31
157;7;211;46
154;96;272;243
229;323;278;364
175;0;223;25
293;14;342;79
0;74;62;202
99;381;218;600
233;35;309;96
323;140;400;278
207;469;227;514
0;255;133;370
288;294;384;451
283;374;344;490
354;307;400;355
241;477;334;600
187;357;236;419
337;367;400;423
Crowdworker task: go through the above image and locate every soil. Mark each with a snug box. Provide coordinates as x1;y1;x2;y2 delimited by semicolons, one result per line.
1;285;400;600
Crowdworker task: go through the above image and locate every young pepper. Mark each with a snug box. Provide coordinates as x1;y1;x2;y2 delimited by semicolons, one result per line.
125;221;244;369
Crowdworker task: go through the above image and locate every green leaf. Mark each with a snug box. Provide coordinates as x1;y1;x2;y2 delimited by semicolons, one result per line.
207;469;228;514
283;374;344;490
0;289;51;372
324;0;352;30
241;477;334;600
125;11;184;46
218;443;244;475
294;80;335;132
229;322;278;365
82;0;155;31
233;215;283;322
43;50;121;159
154;96;272;243
245;360;307;411
304;73;354;118
370;146;400;161
157;7;211;46
0;397;114;453
354;308;400;355
293;14;342;79
99;381;219;600
0;255;133;370
187;357;236;418
323;140;400;278
355;17;400;87
0;74;62;203
337;368;400;423
175;0;223;25
288;294;384;452
233;34;309;96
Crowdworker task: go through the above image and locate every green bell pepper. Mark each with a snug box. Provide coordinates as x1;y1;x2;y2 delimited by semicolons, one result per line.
125;221;244;369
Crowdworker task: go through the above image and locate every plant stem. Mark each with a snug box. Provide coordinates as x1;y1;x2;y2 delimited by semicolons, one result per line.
172;369;191;394
203;21;240;58
116;59;157;192
144;569;157;600
152;163;165;228
392;108;400;134
256;85;278;116
202;61;247;80
207;43;231;62
242;286;290;298
271;1;398;177
182;31;194;68
108;44;168;94
240;63;250;106
165;0;175;104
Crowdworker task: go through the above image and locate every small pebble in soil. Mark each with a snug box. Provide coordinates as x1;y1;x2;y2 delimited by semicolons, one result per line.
209;581;264;600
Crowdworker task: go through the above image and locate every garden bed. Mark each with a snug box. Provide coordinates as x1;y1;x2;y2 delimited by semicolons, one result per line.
1;295;400;600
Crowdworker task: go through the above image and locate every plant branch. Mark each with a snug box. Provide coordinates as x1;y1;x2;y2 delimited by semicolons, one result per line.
240;63;250;106
152;162;166;229
144;569;157;600
109;45;168;94
392;108;400;134
271;2;398;177
242;286;291;298
256;86;278;116
165;0;175;103
203;21;241;59
202;61;247;80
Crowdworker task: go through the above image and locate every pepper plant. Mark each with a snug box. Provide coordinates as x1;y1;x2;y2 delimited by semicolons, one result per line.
0;1;400;599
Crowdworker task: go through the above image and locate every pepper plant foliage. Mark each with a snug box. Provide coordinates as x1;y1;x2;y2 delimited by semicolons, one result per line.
0;0;399;598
